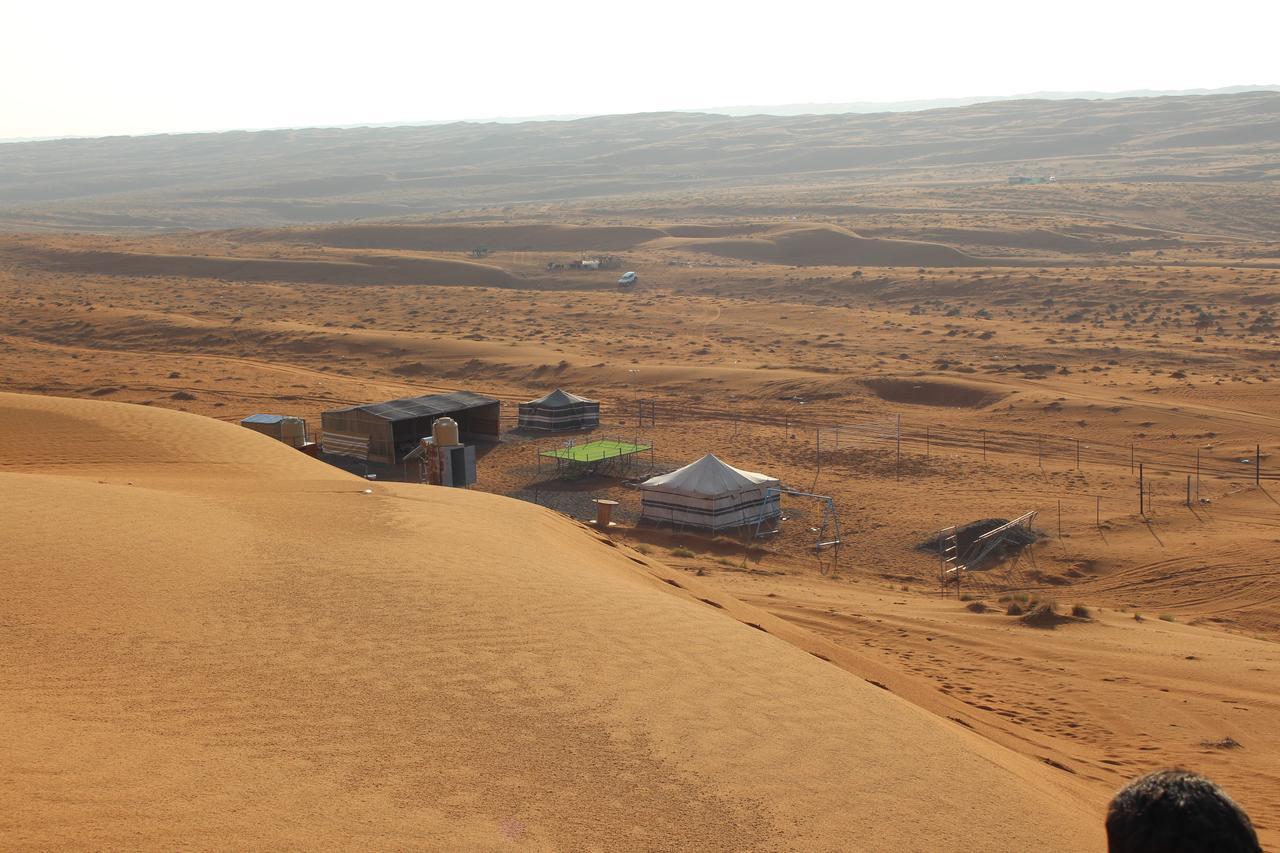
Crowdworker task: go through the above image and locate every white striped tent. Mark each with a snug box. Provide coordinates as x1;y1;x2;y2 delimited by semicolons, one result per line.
639;454;780;531
517;389;600;432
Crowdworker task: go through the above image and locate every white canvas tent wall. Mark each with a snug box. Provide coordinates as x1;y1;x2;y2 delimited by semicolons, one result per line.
639;453;781;531
518;389;600;432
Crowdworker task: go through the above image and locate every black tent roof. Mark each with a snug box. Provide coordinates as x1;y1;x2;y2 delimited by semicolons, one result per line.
522;388;597;407
327;391;499;422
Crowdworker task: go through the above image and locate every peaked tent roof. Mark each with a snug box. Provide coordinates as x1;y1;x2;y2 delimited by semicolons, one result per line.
640;453;776;496
524;388;596;407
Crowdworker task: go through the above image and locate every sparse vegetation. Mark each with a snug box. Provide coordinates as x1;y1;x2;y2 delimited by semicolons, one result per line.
1200;737;1243;750
1021;601;1072;629
1071;604;1092;619
669;546;695;558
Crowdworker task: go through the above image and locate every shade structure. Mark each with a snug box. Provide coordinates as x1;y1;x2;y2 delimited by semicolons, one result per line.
321;391;500;464
639;453;780;531
518;388;600;432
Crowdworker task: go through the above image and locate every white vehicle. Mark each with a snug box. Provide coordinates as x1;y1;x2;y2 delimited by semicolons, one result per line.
618;271;638;287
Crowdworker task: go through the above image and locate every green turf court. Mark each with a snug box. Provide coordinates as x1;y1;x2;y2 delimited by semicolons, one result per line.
540;439;652;463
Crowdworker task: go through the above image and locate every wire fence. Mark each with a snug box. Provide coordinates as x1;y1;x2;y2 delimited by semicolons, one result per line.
622;399;1276;485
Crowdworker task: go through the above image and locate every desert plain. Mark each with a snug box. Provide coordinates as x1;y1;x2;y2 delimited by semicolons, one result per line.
2;91;1279;849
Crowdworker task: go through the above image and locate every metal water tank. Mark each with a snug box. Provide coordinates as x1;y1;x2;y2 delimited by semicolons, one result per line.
432;416;460;447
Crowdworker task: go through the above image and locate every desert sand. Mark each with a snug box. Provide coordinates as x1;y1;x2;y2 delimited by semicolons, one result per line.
2;91;1279;848
0;392;1102;849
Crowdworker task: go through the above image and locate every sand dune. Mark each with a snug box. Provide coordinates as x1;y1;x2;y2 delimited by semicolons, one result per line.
0;392;1100;849
3;91;1276;231
661;224;980;267
259;223;666;252
18;247;517;287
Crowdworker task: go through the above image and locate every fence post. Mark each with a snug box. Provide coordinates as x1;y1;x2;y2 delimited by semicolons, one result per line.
815;429;822;482
896;415;902;481
1139;463;1145;517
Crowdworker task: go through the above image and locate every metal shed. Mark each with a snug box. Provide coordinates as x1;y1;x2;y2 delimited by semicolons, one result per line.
320;391;500;464
240;413;309;447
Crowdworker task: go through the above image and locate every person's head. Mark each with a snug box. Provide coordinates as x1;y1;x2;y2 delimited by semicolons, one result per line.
1106;769;1260;853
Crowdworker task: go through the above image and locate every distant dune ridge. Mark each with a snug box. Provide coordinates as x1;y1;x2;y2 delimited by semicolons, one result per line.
0;90;1277;231
260;223;669;252
659;223;979;266
11;246;518;287
0;392;1101;849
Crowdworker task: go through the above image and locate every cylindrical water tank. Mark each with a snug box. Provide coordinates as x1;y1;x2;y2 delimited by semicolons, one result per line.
432;416;460;447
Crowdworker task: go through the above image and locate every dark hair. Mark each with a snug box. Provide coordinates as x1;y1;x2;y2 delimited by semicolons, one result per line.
1106;769;1260;853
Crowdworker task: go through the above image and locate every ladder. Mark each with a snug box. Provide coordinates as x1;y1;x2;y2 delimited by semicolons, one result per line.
938;526;961;596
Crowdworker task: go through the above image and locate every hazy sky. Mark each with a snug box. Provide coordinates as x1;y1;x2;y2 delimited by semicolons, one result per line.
5;0;1277;139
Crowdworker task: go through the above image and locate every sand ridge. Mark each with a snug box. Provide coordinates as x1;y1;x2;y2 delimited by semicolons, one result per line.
0;392;1103;850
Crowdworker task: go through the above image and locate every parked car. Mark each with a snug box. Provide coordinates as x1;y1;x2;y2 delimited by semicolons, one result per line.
618;271;638;287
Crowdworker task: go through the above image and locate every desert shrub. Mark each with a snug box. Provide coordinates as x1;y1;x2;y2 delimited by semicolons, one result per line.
967;601;989;613
669;546;695;558
1071;604;1092;619
1200;737;1242;750
1021;601;1071;628
959;593;973;602
632;543;654;555
1006;602;1025;616
1159;613;1176;622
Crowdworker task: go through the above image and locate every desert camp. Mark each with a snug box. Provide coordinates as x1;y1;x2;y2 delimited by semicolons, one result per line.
3;15;1279;848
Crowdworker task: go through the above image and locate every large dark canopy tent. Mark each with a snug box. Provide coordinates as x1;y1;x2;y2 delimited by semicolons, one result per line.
321;391;499;464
